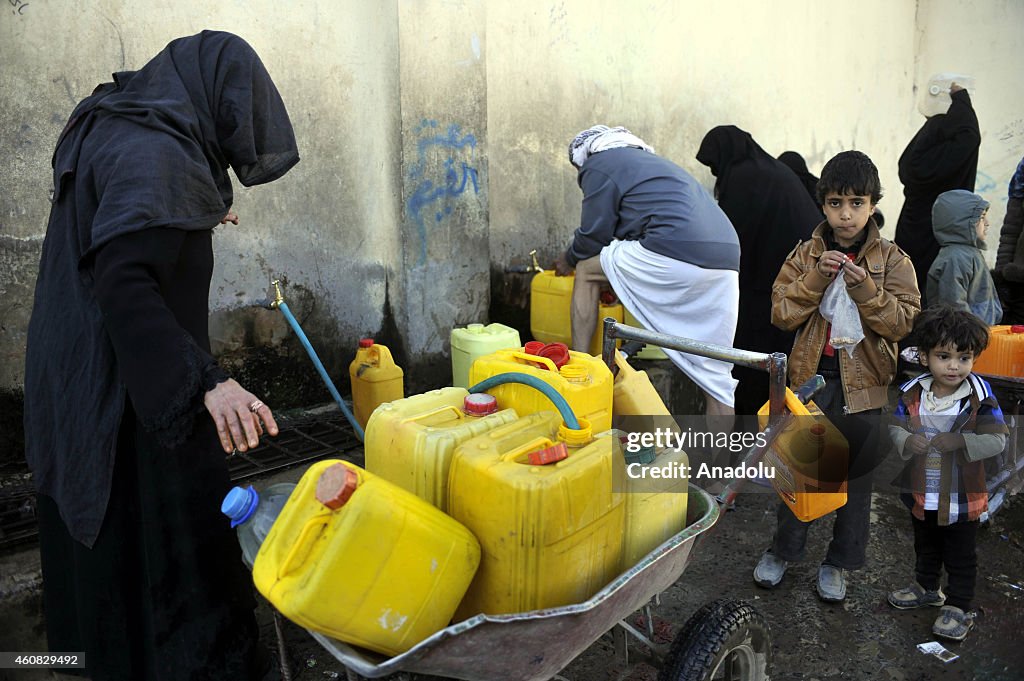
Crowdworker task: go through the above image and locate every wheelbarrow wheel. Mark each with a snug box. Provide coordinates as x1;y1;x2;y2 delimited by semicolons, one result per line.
657;599;771;681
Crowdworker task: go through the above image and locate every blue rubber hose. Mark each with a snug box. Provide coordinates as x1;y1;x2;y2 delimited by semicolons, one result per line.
277;300;365;442
468;372;581;430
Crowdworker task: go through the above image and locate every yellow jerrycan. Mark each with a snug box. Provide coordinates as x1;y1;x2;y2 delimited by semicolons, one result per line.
364;387;519;511
527;251;622;356
448;412;625;619
349;338;404;429
450;323;522;389
469;348;614;433
253;459;480;656
611;350;671;421
758;388;849;521
615;432;689;572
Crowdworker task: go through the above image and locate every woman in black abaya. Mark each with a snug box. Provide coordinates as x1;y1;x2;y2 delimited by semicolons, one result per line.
24;31;299;680
697;126;822;416
894;83;980;308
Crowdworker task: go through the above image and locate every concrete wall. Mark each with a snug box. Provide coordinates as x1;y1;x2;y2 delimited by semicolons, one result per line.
916;0;1024;263
2;1;1022;448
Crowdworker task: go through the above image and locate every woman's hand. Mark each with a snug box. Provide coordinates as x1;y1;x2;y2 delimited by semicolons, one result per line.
220;210;239;225
203;378;279;453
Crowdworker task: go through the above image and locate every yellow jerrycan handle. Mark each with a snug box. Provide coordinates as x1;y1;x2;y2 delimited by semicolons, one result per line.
410;404;466;425
507;350;559;373
369;343;396;368
278;514;332;580
758;387;813;431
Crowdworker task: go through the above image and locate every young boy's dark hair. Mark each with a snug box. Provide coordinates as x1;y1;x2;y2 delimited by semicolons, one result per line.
816;150;884;205
913;305;990;355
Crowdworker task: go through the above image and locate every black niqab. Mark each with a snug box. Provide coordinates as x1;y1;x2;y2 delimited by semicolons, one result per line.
777;150;821;206
894;89;980;305
697;126;822;414
24;31;299;546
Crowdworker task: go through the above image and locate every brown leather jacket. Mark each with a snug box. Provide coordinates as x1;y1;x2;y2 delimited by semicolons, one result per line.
771;220;921;413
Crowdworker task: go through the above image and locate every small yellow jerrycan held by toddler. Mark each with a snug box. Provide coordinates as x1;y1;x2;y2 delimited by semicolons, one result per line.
757;388;849;522
349;338;404;429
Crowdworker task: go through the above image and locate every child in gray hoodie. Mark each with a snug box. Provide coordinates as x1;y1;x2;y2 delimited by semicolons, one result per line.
927;190;1002;324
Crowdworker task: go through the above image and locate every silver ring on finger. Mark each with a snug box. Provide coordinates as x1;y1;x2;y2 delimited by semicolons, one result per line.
249;400;265;413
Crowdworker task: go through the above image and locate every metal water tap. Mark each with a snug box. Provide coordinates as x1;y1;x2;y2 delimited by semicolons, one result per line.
529;250;544;274
269;279;286;309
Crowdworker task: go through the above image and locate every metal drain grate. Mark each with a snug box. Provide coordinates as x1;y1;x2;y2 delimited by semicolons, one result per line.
0;413;362;551
227;413;363;480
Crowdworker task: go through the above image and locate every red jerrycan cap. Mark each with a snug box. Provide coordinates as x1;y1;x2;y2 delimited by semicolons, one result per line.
524;340;545;355
528;442;569;465
1011;325;1024;334
316;463;359;509
464;393;498;416
358;338;375;348
538;342;570;369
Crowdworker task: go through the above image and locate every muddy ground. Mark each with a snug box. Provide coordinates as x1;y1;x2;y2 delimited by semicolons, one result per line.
259;461;1023;681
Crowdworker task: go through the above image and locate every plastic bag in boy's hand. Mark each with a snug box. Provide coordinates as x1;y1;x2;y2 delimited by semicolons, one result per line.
819;269;864;357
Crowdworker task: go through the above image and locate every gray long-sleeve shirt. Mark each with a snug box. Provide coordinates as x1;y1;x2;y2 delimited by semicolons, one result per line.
565;147;740;271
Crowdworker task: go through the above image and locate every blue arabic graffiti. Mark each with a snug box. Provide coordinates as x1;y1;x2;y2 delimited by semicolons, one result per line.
407;120;480;264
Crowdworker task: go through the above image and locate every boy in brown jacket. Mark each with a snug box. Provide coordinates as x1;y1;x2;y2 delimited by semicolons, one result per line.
753;151;921;601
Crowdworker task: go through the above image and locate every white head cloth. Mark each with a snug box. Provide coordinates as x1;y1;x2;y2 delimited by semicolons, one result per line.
568;125;655;169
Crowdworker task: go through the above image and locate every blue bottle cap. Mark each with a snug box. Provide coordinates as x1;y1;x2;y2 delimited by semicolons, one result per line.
221;486;260;528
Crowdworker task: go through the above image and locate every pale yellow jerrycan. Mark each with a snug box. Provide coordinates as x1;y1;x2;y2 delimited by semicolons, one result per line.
448;412;625;619
758;388;849;522
364;387;518;511
469;347;614;433
349;338;404;429
607;351;688;570
450;323;522;389
253;459;480;656
611;350;671;421
615;433;689;572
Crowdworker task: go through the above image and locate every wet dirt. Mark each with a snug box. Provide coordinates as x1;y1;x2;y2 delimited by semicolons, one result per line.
263;460;1024;681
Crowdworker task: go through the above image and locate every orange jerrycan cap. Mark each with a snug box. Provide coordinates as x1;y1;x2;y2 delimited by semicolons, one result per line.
524;340;545;355
316;463;359;509
538;342;570;369
464;393;499;416
358;338;375;348
527;442;569;465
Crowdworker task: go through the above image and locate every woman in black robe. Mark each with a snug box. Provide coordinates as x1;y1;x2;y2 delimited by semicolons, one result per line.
697;126;822;417
23;31;299;680
777;150;821;207
894;85;980;308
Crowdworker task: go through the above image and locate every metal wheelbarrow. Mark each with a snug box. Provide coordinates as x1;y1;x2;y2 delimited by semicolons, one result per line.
297;321;798;681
